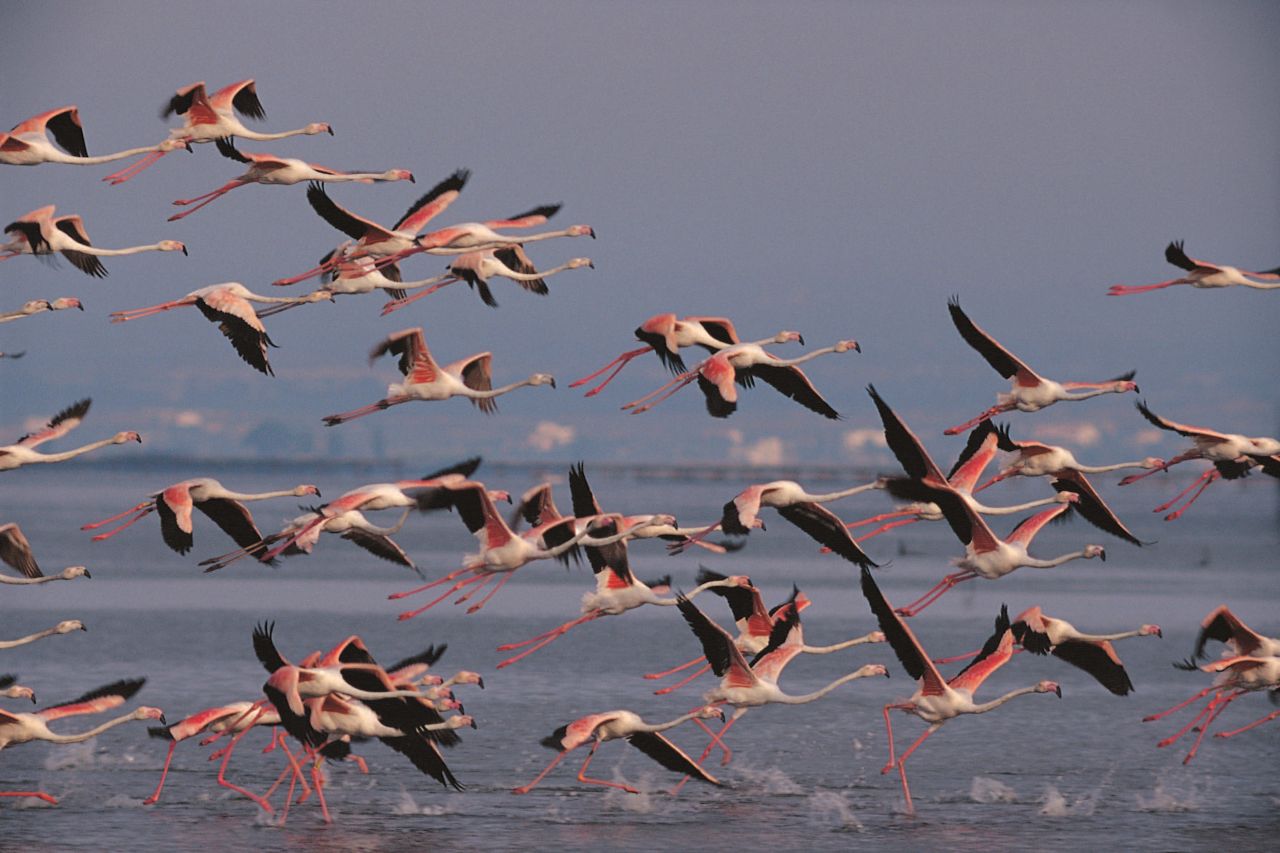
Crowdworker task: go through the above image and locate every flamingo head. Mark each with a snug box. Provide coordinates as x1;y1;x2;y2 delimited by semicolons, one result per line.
419;674;445;686
695;705;726;722
1052;490;1076;504
157;138;192;153
1084;544;1106;561
306;123;334;136
529;373;556;388
1036;680;1062;698
488;489;512;504
834;339;861;353
51;297;83;311
568;257;594;270
61;566;91;580
135;706;167;723
114;431;143;444
55;620;87;634
293;484;321;497
1139;457;1165;469
450;714;478;729
773;330;804;345
859;664;890;679
2;684;36;703
568;225;595;239
451;671;486;690
1140;624;1163;638
158;240;187;255
391;170;414;183
434;697;464;712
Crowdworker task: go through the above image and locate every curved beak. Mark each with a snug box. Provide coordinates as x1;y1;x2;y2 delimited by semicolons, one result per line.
84;569;92;579
1053;685;1062;698
549;378;557;389
476;677;485;690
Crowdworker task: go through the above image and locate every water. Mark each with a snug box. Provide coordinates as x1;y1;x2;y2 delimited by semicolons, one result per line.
2;460;1278;850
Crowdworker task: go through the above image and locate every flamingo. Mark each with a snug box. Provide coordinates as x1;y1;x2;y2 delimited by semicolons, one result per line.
271;172;470;285
379;204;596;270
0;105;187;167
81;478;320;558
109;283;332;375
513;706;726;795
167;136;412;221
0;298;82;324
944;298;1138;435
0;620;86;651
2;205;186;277
675;591;889;772
143;699;281;806
1108;240;1280;295
101;79;332;184
1182;605;1280;663
975;428;1165;490
1;675;35;703
381;249;594;313
258;250;456;316
844;389;1080;542
1;522;90;586
882;477;1104;617
199;507;416;573
0;399;141;472
0;678;164;805
570;314;747;397
676;477;884;566
860;566;1060;814
1147;655;1280;764
322;327;555;424
1118;401;1280;520
622;334;859;418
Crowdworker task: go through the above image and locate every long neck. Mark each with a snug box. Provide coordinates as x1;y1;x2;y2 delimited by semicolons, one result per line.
51;145;166;165
44;713;142;743
1022;550;1091;569
803;479;883;503
636;709;714;734
1079;628;1145;642
970;684;1043;714
768;345;843;367
242;291;320;305
466;378;536;399
969;495;1058;515
217;488;305;502
75;243;170;257
801;631;882;654
1075;460;1153;474
498;260;578;281
0;573;70;586
364;508;412;536
1059;387;1121;401
29;437;121;464
779;670;869;704
0;626;60;648
236;127;317;142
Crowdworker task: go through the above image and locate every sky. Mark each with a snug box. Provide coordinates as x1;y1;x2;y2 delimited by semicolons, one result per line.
2;1;1277;468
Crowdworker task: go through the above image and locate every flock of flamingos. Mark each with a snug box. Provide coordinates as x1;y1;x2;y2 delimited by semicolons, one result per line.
1;79;1278;823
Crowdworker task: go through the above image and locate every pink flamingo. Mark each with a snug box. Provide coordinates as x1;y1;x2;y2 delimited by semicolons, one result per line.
0;399;140;472
882;477;1104;617
513;706;726;795
571;314;747;397
82;478;319;557
0;105;187;167
375;204;595;271
102;79;332;184
1119;401;1280;520
322;327;555;424
167;136;412;220
1183;605;1280;663
944;298;1138;434
1;675;35;703
199;506;417;573
382;248;593;313
0;678;165;805
0;620;86;651
975;429;1164;490
1146;655;1280;764
860;566;1060;814
623;334;859;419
110;282;332;375
1108;240;1280;295
143;699;282;805
0;298;82;324
1;522;91;586
2;205;186;277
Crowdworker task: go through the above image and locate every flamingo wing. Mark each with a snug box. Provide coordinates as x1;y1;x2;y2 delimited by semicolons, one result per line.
1164;240;1216;274
1195;606;1265;659
859;566;946;695
1135;400;1231;442
155;487;196;554
306;182;394;243
0;523;41;578
1050;639;1133;696
634;315;687;374
494;245;549;294
684;316;740;348
211;79;266;120
372;327;439;384
511;482;561;529
676;594;752;682
867;384;946;480
627;731;722;785
195;497;269;556
948;624;1015;695
341;527;414;568
947;298;1039;384
38;678;145;722
386;644;448;676
696;567;768;634
458;353;497;413
252;621;288;674
748;363;840;419
777;502;877;567
4;219;49;254
1051;473;1142;545
194;297;273;375
162;82;208;119
18;398;91;447
483;203;561;230
1004;502;1072;547
381;733;463;790
1010;606;1053;655
45;107;87;158
393;169;470;234
568;463;630;573
883;476;997;551
946;421;1001;490
213;136;252;163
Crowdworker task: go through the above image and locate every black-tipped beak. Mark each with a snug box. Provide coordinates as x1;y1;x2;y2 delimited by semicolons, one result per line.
1155;628;1163;638
76;303;84;311
84;569;92;579
159;713;168;724
1133;385;1140;394
853;341;862;353
327;126;335;136
135;435;143;443
797;334;806;346
80;624;88;631
477;677;485;689
589;228;597;239
884;669;891;678
588;261;595;269
549;378;557;389
1053;686;1062;698
1099;550;1107;562
468;718;477;729
409;174;416;183
181;246;188;256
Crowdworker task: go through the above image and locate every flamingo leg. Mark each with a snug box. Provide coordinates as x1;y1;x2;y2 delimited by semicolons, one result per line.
461;572;516;614
310;757;332;823
1182;690;1243;764
512;747;573;794
379;278;459;315
1106;278;1186;296
261;516;326;562
321;398;403;425
1214;708;1280;739
80;500;155;532
666;522;721;555
495;611;603;668
1120;453;1195;486
397;573;487;620
644;655;706;680
215;725;275;815
576;742;640;794
109;299;196;323
671;708;739;795
167;180;246;220
855;516;921;542
102;148;170;184
623;372;701;414
1156;694;1222;747
1156;470;1219;521
845;508;916;530
944;403;1014;436
388;563;477;599
895;723;941;815
972;470;1013;493
895;571;976;617
569;346;654;391
0;791;59;805
1143;685;1216;722
653;663;712;696
142;740;179;805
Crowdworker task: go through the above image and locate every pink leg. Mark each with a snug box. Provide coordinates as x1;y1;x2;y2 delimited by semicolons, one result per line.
102;148;169;184
895;572;976;617
397;573;487;620
881;704;903;774
261;517;325;562
845;509;915;530
310;760;331;823
216;726;275;816
142;740;179;805
672;709;739;794
972;470;1013;493
666;522;721;555
1215;708;1280;739
1120;454;1194;486
569;346;653;391
855;517;921;542
379;278;459;315
495;612;602;668
620;368;700;411
321;398;402;426
388;564;474;599
462;572;516;613
1156;695;1221;747
0;791;58;805
1143;685;1216;722
577;742;640;794
1106;279;1185;296
1182;691;1242;763
512;748;573;794
1157;471;1219;521
167;182;244;221
644;655;705;680
624;373;700;414
80;500;154;532
944;404;1013;436
895;724;940;815
653;663;712;695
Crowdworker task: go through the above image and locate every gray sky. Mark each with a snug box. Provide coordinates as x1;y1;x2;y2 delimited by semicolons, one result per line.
2;0;1277;467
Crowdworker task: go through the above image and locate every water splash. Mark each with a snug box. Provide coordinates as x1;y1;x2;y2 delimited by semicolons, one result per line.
1135;779;1200;813
808;789;864;831
734;764;804;795
392;788;452;816
44;739;98;770
603;772;655;813
104;793;146;808
1039;783;1098;817
969;776;1017;804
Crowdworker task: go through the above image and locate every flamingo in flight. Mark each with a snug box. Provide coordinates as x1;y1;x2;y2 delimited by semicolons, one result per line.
167;137;413;221
934;606;1160;696
110;282;332;375
0;678;164;805
943;298;1138;435
81;478;320;559
0;298;82;324
881;477;1105;617
1146;654;1280;764
322;327;555;424
513;706;726;795
102;79;332;184
1118;401;1280;520
0;105;187;167
623;334;860;418
859;566;1060;814
1;399;140;472
1182;605;1280;664
1108;240;1280;295
200;506;419;573
673;590;889;776
975;427;1164;491
381;248;594;314
571;314;747;397
258;248;456;316
272;171;470;285
0;620;86;651
1;675;35;703
1;522;91;585
2;205;186;277
675;477;884;567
